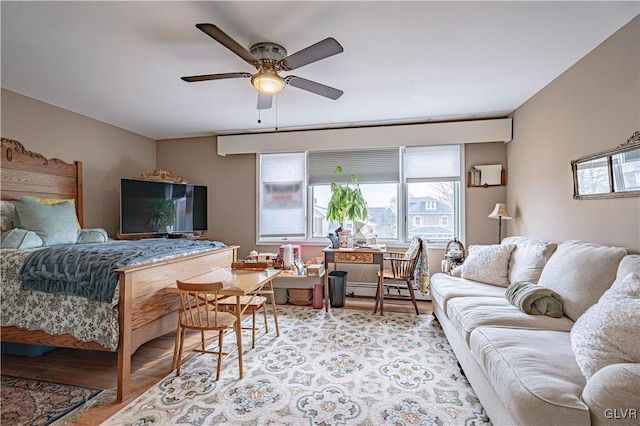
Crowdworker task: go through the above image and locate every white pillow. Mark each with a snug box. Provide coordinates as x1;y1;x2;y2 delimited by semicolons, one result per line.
571;273;640;379
461;244;515;287
501;236;557;284
537;240;627;321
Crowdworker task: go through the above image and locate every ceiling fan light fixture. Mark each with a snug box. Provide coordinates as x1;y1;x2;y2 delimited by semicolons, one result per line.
251;70;284;95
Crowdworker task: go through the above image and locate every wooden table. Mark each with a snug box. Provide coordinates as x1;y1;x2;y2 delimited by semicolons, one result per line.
167;267;281;378
322;247;386;314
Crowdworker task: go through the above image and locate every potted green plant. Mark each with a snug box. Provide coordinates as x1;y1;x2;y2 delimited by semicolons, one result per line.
326;166;368;246
149;199;176;232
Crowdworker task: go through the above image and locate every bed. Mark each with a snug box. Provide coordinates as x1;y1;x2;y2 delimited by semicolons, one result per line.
0;137;238;402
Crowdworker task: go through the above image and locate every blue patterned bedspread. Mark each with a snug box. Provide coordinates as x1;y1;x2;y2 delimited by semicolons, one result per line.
18;239;226;303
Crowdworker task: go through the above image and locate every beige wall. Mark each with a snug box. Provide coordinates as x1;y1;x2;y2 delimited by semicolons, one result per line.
1;89;156;236
156;137;257;254
465;142;508;245
507;16;640;251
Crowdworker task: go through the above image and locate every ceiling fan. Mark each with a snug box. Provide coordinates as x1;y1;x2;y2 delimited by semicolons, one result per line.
181;24;344;110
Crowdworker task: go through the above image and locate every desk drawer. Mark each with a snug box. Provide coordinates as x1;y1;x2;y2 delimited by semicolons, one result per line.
334;252;373;263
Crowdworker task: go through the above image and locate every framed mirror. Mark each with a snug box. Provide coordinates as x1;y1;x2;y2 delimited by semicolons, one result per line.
467;164;505;187
572;131;640;199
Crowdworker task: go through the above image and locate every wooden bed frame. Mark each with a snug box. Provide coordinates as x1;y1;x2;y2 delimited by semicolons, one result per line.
1;138;238;402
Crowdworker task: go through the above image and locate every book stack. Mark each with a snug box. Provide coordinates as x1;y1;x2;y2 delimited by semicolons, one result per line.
288;289;312;306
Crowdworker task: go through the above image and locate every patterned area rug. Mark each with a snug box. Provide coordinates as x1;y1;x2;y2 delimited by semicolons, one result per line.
1;375;103;426
105;306;492;425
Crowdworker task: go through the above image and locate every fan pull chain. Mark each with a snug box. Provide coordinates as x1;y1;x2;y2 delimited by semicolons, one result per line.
275;95;278;131
257;108;261;124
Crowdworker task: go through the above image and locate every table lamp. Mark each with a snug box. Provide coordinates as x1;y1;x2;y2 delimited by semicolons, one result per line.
488;203;512;243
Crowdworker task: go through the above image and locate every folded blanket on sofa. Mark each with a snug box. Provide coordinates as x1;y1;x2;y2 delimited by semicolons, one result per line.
505;281;564;318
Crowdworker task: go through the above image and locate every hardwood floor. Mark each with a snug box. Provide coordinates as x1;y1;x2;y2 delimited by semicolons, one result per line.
1;297;432;425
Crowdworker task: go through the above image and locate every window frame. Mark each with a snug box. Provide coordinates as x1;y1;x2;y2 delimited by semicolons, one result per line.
257;145;465;247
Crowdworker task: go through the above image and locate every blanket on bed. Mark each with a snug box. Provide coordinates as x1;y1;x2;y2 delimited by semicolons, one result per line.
18;239;226;303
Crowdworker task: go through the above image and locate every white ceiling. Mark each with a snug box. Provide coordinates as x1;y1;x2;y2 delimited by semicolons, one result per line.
1;2;638;140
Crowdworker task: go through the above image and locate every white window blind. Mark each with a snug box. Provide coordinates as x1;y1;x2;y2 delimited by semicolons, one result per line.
404;145;461;181
308;148;400;184
259;153;306;239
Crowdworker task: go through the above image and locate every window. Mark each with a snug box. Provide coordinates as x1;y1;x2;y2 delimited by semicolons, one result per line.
404;145;461;243
258;145;461;245
258;153;306;241
309;148;400;240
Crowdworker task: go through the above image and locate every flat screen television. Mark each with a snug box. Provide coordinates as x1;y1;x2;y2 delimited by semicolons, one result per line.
120;178;208;236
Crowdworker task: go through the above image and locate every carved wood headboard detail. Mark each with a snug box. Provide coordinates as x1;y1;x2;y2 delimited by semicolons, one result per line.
1;137;84;227
132;168;189;184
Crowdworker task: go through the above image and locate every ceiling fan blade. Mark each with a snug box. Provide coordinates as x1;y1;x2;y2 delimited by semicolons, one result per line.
195;23;259;66
280;38;343;71
285;76;343;100
257;94;273;110
181;72;251;82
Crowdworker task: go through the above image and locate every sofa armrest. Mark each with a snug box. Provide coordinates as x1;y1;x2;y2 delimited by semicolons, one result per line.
582;363;640;426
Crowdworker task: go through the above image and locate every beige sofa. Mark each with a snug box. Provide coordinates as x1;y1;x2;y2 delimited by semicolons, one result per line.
430;237;640;426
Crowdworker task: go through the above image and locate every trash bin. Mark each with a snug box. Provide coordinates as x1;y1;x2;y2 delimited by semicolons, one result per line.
328;271;347;307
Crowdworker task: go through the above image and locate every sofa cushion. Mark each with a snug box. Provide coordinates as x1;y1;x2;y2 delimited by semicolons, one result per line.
571;272;640;379
446;296;574;345
501;236;558;284
461;244;514;287
470;327;590;426
536;240;627;321
430;273;506;312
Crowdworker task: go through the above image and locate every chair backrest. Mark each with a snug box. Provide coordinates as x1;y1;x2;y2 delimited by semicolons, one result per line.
393;238;423;279
231;261;269;270
176;280;225;329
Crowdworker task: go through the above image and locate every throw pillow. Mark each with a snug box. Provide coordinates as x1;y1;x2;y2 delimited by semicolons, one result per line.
77;228;109;244
571;273;640;379
461;244;514;287
501;236;558;284
15;196;79;246
27;196;81;228
537;240;627;321
0;228;44;249
1;200;17;232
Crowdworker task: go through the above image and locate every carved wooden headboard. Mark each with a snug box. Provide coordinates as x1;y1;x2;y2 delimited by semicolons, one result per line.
1;137;84;227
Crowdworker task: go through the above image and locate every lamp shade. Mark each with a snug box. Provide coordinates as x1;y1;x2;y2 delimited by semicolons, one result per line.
488;203;512;219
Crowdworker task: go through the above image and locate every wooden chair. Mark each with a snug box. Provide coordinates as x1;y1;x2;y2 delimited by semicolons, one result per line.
217;262;280;348
174;280;239;380
375;238;422;316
